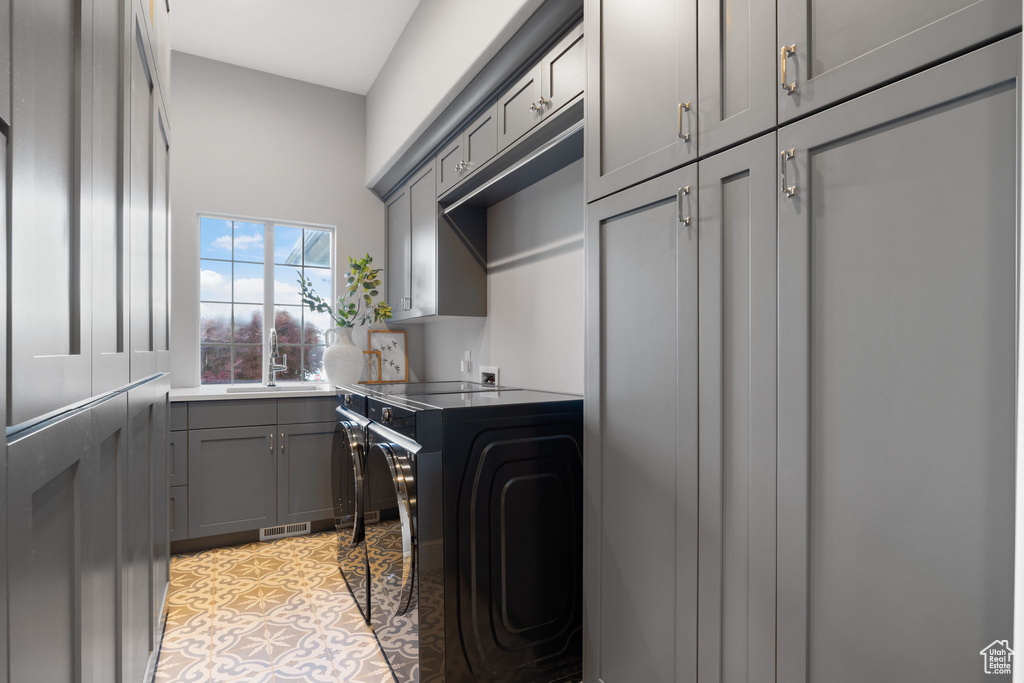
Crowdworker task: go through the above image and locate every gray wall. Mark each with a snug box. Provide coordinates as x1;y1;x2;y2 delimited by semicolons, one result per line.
422;159;583;393
364;0;542;187
170;52;384;387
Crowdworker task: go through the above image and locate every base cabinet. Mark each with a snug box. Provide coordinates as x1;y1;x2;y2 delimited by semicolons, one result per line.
277;421;338;525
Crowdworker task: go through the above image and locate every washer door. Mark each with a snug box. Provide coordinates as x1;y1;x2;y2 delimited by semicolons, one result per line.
333;419;370;622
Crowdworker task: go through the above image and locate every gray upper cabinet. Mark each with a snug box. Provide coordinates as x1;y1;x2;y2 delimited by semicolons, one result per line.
584;164;699;682
277;421;337;525
777;0;1020;122
462;103;499;175
697;0;777;155
386;185;411;319
436;135;465;196
0;0;8;125
776;36;1018;683
586;0;697;202
696;132;777;683
498;64;543;150
8;0;95;425
539;22;585;118
188;426;277;538
408;164;439;319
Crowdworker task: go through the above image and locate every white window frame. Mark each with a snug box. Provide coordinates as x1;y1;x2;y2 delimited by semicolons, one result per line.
196;211;337;386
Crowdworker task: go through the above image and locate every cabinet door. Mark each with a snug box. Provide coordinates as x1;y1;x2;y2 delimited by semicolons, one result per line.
8;394;127;683
93;0;130;394
9;0;94;424
540;23;585;118
586;0;697;202
697;0;776;155
497;63;543;150
0;0;8;125
584;164;698;683
436;136;464;196
277;421;338;525
188;426;277;538
696;133;777;683
169;486;188;542
777;0;1019;122
777;36;1018;683
408;164;438;318
151;107;171;373
149;380;170;639
0;129;6;683
168;430;187;487
463;103;498;174
385;185;411;320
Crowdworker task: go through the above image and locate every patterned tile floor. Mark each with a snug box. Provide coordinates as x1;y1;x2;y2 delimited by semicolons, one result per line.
156;531;394;683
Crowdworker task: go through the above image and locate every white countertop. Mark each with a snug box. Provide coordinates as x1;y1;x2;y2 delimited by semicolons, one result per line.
170;384;339;402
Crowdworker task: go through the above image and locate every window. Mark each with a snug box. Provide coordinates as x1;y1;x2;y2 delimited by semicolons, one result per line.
199;216;334;384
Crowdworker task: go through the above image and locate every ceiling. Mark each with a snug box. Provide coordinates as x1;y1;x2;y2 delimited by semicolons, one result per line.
171;0;420;95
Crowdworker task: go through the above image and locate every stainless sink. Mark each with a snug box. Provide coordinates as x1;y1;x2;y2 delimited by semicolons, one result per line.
225;385;313;393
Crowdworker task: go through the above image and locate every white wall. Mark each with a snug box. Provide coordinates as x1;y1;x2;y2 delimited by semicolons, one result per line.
422;159;584;394
364;0;542;187
170;52;384;387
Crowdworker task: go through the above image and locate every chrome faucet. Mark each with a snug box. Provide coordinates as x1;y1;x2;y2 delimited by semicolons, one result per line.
268;328;287;386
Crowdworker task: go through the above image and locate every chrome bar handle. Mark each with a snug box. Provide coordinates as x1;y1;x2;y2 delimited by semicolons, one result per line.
780;44;797;93
280;432;284;450
269;433;274;451
376;443;416;617
677;186;692;226
780;149;797;197
678;102;692;142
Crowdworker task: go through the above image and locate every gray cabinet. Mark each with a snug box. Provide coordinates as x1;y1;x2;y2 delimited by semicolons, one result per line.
169;486;188;543
584;163;699;682
585;0;696;202
538;22;585;120
277;421;338;525
776;36;1018;683
0;0;8;125
497;64;543;150
777;0;1019;122
696;132;777;682
697;0;776;155
437;104;498;196
385;184;411;317
188;426;278;538
8;0;95;424
169;428;187;486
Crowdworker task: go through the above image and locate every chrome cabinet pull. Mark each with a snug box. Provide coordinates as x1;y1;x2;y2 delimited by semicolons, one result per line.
780;149;797;197
280;433;284;450
529;102;539;112
780;44;797;93
677;186;692;225
270;434;274;451
539;96;551;108
678;102;692;142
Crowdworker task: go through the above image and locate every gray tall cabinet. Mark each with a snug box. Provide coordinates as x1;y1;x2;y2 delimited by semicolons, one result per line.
585;0;1021;680
3;0;174;681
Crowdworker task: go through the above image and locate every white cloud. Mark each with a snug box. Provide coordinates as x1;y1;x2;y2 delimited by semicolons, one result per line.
200;268;231;301
209;233;263;253
234;277;265;303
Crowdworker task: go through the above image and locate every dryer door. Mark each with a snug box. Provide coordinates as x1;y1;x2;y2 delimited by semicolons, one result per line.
333;417;370;623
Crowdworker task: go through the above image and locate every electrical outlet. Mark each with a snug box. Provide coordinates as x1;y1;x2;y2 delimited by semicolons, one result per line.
461;350;472;374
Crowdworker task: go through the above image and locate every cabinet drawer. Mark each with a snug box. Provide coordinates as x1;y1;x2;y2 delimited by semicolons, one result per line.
437;136;465;196
170;402;187;431
498;63;543;150
168;430;187;487
277;396;338;424
187;399;276;430
463;103;498;173
169;486;188;542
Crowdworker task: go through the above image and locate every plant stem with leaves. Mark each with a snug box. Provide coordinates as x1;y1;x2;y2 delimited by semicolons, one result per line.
298;254;393;328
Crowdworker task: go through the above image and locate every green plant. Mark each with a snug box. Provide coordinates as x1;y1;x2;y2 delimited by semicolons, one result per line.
298;254;393;328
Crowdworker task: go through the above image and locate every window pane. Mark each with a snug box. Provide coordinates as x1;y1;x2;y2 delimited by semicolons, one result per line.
274;226;304;265
274;306;303;343
277;345;301;381
233;262;264;303
233;222;265;263
200;303;232;343
304;309;334;345
304;267;332;301
200;345;231;384
199;217;232;260
234;305;263;344
303;229;331;268
274;265;304;305
200;260;232;302
233;345;263;383
303;345;325;382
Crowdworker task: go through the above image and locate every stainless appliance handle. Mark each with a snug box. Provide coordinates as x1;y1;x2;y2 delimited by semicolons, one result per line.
346;421;366;547
375;442;416;617
336;405;371;427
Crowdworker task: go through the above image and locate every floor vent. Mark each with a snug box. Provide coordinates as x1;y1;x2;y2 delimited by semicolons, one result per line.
259;521;311;541
364;510;380;524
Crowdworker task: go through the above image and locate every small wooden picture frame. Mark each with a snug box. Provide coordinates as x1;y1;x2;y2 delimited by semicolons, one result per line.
359;350;382;384
368;330;408;383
